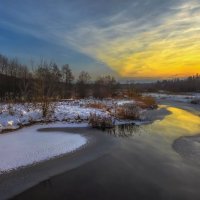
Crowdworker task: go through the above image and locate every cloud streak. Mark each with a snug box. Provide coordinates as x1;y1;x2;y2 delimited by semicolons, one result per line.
65;0;200;79
0;0;200;79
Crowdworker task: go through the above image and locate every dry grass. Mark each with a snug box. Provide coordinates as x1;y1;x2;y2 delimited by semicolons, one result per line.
134;96;157;109
32;97;56;118
115;103;140;120
88;113;114;129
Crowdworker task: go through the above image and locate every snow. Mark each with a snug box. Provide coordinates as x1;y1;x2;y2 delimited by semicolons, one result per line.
0;101;106;132
55;102;108;121
116;100;135;106
0;123;87;174
0;103;42;131
0;99;139;132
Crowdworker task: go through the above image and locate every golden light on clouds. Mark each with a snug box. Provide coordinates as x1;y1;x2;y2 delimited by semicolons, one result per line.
67;0;200;79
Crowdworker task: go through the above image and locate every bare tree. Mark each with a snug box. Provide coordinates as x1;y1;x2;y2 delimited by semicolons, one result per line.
62;64;74;98
93;75;117;99
33;60;62;118
18;65;33;101
76;71;91;98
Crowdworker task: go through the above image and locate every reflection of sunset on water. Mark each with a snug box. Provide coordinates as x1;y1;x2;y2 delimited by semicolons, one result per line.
152;106;200;139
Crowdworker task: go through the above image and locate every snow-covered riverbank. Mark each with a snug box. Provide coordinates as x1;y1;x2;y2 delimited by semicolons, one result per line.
0;99;137;132
1;94;199;133
0;123;87;174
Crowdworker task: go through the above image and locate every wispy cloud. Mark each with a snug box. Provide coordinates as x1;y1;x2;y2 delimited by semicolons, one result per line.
64;0;200;79
1;0;200;79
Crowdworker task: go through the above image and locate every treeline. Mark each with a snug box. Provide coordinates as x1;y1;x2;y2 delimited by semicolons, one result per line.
0;54;119;101
1;53;199;102
134;74;200;93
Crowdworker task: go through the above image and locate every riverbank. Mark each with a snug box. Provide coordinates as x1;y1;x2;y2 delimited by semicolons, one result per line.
0;99;151;133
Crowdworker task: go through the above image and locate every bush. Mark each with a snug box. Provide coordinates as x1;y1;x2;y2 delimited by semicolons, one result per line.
135;96;157;109
115;103;140;120
41;100;55;119
88;113;114;129
33;98;56;119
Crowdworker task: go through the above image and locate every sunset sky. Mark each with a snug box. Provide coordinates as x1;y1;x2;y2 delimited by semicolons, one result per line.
0;0;200;81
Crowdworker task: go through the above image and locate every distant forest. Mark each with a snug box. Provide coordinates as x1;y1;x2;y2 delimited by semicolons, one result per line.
134;74;200;93
0;53;200;101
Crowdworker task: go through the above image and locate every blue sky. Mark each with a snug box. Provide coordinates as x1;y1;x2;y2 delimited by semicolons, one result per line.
0;0;199;80
0;0;119;78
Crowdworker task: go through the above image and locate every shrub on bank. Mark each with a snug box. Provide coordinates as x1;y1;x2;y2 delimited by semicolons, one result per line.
135;96;157;109
88;113;114;129
115;103;140;120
